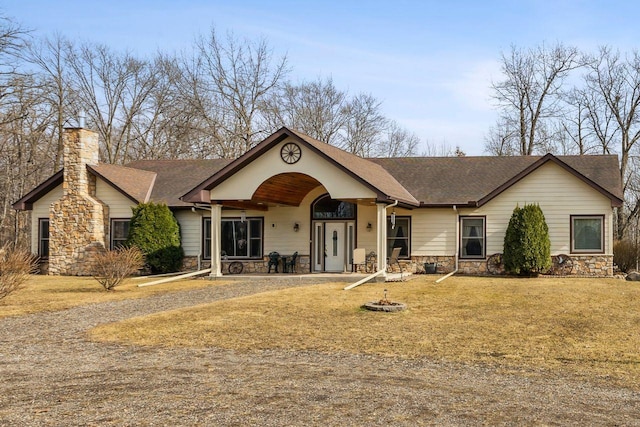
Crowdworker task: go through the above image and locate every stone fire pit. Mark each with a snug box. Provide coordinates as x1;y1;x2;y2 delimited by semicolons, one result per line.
363;289;407;312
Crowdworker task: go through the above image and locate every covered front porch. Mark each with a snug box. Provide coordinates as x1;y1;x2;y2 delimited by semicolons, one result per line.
203;187;401;278
180;128;420;279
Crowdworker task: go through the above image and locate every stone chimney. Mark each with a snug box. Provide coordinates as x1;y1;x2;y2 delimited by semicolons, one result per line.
48;126;109;275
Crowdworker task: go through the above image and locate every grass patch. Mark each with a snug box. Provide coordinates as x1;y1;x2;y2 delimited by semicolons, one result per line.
90;275;640;388
0;274;227;318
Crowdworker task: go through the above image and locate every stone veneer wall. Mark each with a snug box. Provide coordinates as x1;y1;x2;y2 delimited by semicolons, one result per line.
399;255;614;277
182;253;614;277
48;128;108;276
569;255;613;276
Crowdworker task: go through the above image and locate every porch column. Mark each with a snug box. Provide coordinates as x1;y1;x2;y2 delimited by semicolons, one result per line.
376;203;387;274
209;203;223;278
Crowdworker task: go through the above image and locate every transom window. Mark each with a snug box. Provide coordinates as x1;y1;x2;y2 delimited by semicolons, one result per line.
387;216;410;258
203;217;263;259
460;216;485;259
312;195;356;219
38;218;50;259
571;215;604;253
110;219;130;249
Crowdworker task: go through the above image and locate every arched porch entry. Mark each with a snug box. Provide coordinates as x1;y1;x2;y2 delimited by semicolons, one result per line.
311;194;357;272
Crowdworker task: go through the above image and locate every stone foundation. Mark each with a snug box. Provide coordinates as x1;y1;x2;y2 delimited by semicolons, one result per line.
182;255;311;274
182;254;613;277
398;254;614;277
568;255;613;276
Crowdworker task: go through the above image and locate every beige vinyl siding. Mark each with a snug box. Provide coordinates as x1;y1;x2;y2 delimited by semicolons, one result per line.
95;180;136;218
356;204;377;253
30;184;63;255
409;208;457;256
261;186;328;255
175;210;205;257
95;180;137;249
358;206;457;258
459;162;614;256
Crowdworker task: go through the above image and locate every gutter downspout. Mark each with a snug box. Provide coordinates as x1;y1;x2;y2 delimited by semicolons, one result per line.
436;205;459;283
347;199;399;290
381;199;399;273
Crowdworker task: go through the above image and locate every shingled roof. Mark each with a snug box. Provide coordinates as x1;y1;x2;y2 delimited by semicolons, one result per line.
13;128;623;211
88;164;157;204
125;159;233;207
369;154;623;207
289;129;419;206
12;159;233;210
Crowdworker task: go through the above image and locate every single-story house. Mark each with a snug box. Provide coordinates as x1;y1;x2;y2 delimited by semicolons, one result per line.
13;125;623;278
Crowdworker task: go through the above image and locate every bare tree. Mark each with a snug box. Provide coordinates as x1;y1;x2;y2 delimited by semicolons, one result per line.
582;47;640;238
376;120;420;157
340;92;387;156
66;42;158;164
193;27;288;157
23;33;79;170
0;74;54;247
490;43;581;155
0;15;28;124
484;115;519;156
0;16;33;248
557;87;600;155
264;77;348;144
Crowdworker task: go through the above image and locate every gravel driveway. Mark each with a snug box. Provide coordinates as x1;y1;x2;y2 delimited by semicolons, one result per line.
0;278;638;426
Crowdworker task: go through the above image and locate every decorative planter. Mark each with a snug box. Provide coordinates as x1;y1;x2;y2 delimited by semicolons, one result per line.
424;262;437;274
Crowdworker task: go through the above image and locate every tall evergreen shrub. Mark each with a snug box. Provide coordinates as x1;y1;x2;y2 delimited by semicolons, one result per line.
126;202;184;273
503;204;551;276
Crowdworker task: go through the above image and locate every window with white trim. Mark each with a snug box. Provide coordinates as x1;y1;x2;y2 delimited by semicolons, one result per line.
571;215;604;253
203;217;263;259
110;219;130;249
460;216;485;259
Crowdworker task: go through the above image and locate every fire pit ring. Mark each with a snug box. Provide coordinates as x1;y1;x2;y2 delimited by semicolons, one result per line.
363;301;407;312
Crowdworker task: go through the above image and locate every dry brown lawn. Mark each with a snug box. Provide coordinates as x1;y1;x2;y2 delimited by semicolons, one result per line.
0;274;226;318
90;275;640;389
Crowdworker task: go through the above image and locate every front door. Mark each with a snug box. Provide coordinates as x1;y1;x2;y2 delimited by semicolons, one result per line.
325;222;345;272
312;221;355;272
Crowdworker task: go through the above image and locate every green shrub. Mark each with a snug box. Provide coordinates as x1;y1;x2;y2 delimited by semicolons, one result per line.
126;202;184;274
503;204;551;276
613;239;638;273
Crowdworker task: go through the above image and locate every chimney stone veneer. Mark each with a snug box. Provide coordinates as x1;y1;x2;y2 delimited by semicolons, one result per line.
48;127;109;275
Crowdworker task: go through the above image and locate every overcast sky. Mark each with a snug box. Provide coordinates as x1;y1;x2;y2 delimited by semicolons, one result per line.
3;0;639;155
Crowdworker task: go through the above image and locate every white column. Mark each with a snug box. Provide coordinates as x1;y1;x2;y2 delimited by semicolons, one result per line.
209;204;223;278
376;203;387;274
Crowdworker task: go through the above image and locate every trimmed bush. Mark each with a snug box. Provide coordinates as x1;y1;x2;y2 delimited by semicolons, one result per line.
0;244;38;300
613;239;638;273
93;246;144;291
503;204;551;276
126;202;184;274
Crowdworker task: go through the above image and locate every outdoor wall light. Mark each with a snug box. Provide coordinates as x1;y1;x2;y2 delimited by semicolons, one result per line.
366;222;372;231
293;222;300;232
240;210;246;223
